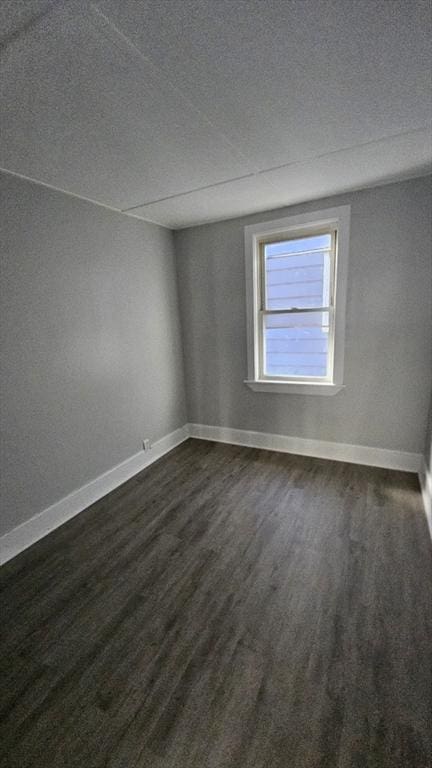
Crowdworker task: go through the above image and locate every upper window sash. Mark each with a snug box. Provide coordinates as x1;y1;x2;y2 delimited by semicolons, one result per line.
258;227;337;315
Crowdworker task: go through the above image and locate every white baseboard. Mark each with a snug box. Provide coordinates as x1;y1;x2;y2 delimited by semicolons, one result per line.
0;425;189;566
419;459;432;539
1;421;427;566
188;423;423;473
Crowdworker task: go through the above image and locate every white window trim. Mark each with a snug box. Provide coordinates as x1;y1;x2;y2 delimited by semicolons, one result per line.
244;205;350;395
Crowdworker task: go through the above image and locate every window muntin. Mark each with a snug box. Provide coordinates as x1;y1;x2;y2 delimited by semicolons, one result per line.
258;229;336;381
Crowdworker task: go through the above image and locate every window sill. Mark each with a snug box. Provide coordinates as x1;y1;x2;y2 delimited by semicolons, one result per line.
244;380;345;395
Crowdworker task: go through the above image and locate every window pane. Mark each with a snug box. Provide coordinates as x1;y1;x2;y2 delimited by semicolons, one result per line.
265;234;331;310
264;312;329;378
265;233;331;257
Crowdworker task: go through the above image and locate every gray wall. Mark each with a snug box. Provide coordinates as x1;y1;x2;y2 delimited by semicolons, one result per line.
425;397;432;475
175;176;432;454
426;214;432;477
0;172;186;536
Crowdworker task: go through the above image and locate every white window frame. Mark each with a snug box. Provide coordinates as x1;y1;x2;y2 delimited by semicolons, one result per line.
244;206;350;395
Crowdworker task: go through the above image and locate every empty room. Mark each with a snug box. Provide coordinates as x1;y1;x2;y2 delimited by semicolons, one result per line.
1;1;431;766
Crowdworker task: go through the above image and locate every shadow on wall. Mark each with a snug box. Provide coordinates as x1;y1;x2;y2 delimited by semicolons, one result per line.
425;395;432;472
194;241;223;424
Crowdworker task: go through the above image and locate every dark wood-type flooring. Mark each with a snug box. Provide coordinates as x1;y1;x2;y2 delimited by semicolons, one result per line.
1;439;431;768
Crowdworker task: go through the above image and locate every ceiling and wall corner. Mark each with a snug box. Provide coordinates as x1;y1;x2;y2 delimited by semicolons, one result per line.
0;0;431;229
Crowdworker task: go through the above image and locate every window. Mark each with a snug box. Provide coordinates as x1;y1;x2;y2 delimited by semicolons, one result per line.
244;206;350;394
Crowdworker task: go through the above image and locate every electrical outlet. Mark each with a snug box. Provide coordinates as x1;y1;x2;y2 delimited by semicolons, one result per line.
142;438;151;451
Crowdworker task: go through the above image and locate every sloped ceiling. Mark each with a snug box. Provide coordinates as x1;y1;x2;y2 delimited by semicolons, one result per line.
1;0;431;228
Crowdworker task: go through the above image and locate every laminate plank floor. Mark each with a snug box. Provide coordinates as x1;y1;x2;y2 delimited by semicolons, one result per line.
1;439;431;768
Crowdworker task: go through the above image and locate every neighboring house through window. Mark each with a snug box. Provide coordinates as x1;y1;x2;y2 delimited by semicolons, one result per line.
244;206;350;394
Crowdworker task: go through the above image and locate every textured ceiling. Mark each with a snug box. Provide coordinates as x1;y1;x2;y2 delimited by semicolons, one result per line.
1;0;431;228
